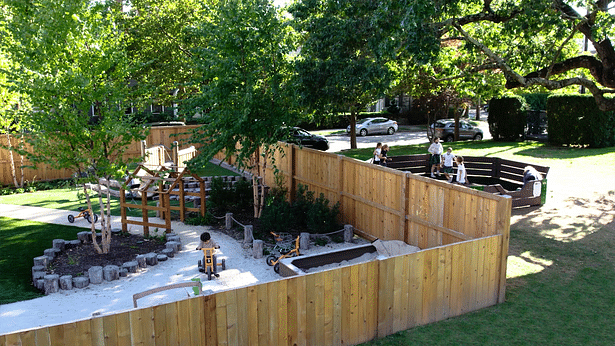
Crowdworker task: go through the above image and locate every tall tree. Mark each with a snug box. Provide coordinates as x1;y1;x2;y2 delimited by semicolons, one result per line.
289;0;394;149
120;0;208;113
184;0;295;216
2;0;148;253
387;0;615;110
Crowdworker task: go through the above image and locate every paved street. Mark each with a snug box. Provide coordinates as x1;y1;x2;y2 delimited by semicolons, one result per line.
322;113;491;153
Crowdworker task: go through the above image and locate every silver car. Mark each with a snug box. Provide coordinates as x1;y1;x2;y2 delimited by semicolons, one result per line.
346;117;399;136
432;119;483;142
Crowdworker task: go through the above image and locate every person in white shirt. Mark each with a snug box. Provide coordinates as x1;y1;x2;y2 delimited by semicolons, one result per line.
373;142;383;165
441;147;456;182
427;137;443;177
454;155;468;184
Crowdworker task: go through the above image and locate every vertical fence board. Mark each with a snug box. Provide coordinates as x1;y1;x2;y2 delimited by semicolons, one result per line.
376;258;393;337
152;305;166;346
115;312;131;346
74;320;92;346
215;291;228;346
392;255;406;333
314;272;325;346
295;275;307;346
305;274;316;346
225;290;239;346
256;284;270;346
235;287;249;346
164;301;179;346
266;281;279;346
247;286;258;346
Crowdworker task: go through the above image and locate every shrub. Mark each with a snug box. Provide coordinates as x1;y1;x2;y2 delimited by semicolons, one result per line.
207;177;253;213
488;95;528;141
184;212;216;226
522;93;549;110
259;184;341;235
547;95;615;148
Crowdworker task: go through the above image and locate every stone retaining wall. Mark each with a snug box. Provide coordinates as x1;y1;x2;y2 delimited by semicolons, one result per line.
31;230;182;295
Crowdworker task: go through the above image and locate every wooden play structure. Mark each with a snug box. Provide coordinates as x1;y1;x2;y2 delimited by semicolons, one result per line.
388;154;550;208
119;140;204;235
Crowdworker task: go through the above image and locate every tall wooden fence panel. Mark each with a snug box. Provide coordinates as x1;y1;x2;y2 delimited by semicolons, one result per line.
1;234;506;346
0;126;201;185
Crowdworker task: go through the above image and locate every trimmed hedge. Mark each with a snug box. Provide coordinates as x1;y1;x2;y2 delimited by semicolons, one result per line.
522;93;549;111
547;95;615;148
488;95;528;141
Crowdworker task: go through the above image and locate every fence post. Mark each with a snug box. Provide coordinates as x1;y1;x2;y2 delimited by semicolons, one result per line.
344;224;354;243
225;213;233;230
244;225;254;245
172;141;179;166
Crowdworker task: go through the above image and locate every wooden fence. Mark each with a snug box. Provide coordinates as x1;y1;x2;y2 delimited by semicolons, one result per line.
0;143;511;345
0;125;201;186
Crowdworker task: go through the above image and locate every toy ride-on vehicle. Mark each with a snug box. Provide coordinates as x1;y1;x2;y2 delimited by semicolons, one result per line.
266;232;301;274
67;207;98;224
198;248;226;280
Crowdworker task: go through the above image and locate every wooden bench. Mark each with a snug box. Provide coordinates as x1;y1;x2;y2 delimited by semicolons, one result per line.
388;154;549;208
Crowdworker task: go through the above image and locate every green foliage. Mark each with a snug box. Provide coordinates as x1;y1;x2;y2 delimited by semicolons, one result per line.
183;0;295;170
208;177;254;214
260;184;341;235
488;96;528;141
184;211;216;226
547;95;615;148
522;93;549;111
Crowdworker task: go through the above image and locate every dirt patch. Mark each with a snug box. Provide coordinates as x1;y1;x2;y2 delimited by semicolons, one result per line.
47;234;167;278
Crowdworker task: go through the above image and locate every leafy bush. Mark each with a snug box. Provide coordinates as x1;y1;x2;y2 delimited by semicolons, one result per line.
522;93;549;111
547;95;615;148
184;211;216;226
207;177;253;213
488;95;528;141
260;184;341;235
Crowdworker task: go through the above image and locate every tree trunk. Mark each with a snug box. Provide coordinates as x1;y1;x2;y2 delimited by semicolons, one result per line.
5;131;19;188
476;96;481;121
350;109;357;149
84;185;103;254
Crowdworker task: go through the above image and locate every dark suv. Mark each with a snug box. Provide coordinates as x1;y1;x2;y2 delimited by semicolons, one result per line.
432;119;483;142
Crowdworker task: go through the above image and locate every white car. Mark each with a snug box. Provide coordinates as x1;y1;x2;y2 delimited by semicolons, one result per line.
346;117;399;136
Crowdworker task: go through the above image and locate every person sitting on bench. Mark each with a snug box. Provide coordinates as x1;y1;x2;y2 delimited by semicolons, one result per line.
523;166;542;185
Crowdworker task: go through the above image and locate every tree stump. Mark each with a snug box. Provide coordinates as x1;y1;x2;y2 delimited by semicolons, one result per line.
32;266;46;282
103;265;120;281
88;266;103;284
300;232;310;250
157;254;168;262
136;255;147;268
253;239;264;259
344;224;354;243
165;233;179;241
166;235;181;244
72;277;89;289
122;261;139;273
166;241;181;254
119;268;128;277
35;279;45;290
52;239;65;251
43;248;59;259
144;253;158;266
33;256;49;267
161;248;175;258
59;275;73;290
43;274;60;295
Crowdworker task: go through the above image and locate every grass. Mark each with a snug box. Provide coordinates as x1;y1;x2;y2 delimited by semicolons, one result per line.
0;161;240;217
362;226;615;345
0;217;84;304
340;140;615;173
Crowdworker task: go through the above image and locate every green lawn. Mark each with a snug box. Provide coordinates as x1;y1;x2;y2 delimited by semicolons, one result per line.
0;161;240;216
0;217;84;304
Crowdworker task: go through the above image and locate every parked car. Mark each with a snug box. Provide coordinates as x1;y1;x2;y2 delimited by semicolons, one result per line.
284;127;329;151
346;117;398;136
432;119;483;142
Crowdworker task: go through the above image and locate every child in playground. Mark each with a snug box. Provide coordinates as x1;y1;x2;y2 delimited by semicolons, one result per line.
196;232;220;250
454;156;468;185
428;137;443;177
441;147;456;183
